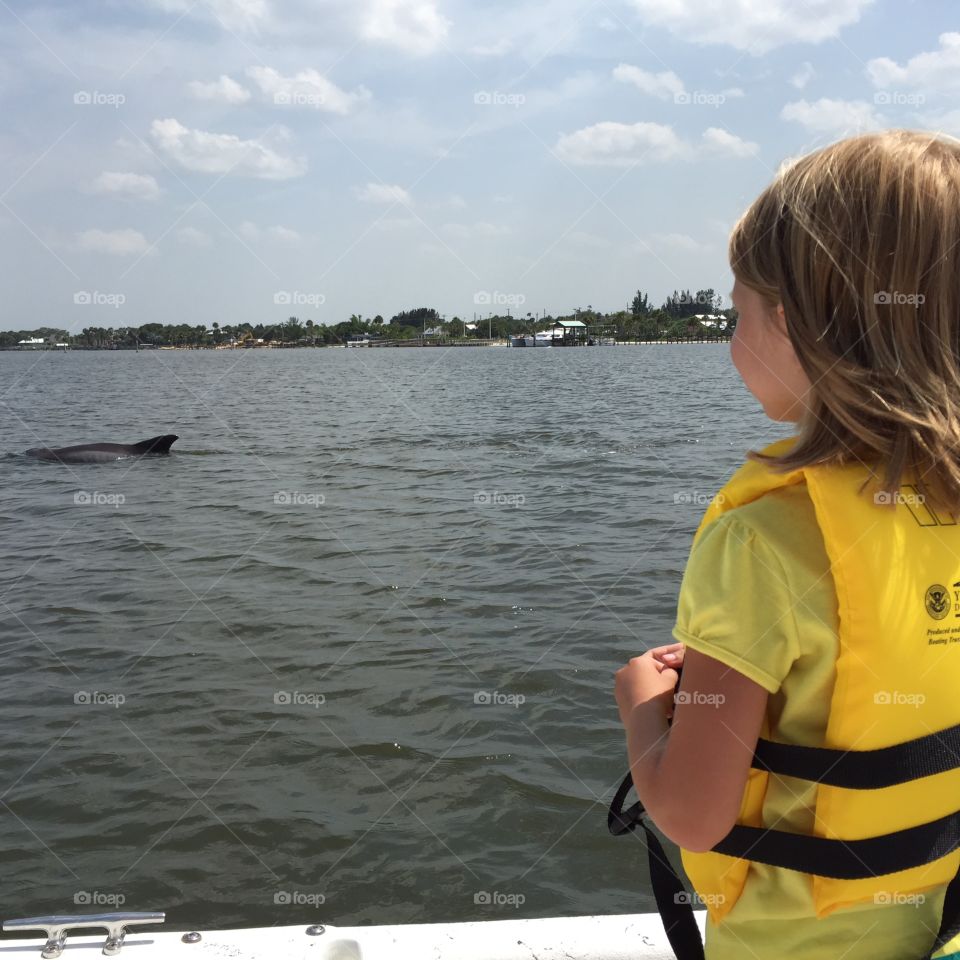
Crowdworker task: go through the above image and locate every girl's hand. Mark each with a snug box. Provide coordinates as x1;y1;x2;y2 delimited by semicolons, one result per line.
649;642;685;671
614;650;680;729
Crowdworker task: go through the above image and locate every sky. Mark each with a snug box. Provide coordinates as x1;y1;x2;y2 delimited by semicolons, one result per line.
0;0;957;331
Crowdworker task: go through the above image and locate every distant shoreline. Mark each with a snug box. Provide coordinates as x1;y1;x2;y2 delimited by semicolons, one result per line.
1;337;733;352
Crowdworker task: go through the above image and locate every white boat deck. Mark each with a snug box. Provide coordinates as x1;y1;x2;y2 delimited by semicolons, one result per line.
0;912;702;959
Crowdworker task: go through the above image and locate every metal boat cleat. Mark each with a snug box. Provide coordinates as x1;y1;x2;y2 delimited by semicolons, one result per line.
3;912;165;958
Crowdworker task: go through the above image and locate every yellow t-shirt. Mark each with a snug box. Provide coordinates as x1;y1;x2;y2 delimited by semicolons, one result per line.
672;482;955;960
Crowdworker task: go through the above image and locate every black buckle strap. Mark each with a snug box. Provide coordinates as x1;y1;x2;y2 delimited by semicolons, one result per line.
608;771;705;960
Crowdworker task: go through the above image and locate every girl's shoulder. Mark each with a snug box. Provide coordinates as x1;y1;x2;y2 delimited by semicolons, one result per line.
701;481;828;583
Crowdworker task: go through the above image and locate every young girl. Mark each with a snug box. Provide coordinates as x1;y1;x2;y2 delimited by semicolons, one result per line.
614;129;960;959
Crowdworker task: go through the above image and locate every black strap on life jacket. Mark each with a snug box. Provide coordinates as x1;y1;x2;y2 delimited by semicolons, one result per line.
608;728;960;960
752;722;960;789
608;772;706;959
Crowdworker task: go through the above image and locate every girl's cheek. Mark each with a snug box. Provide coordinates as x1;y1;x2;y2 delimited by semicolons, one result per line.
730;328;749;383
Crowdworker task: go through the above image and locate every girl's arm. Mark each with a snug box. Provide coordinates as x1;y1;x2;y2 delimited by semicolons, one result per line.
615;643;768;852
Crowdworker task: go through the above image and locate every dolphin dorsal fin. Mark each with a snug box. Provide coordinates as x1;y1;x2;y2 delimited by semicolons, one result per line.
131;435;178;455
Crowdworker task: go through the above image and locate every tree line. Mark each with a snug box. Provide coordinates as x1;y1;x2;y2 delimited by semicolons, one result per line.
0;288;736;349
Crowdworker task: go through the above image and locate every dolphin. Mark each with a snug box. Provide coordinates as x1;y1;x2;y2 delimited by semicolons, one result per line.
25;434;179;464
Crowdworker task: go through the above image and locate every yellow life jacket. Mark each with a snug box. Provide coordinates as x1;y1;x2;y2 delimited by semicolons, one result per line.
680;436;960;931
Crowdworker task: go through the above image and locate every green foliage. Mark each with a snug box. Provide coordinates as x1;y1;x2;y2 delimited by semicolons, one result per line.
389;307;439;327
0;327;70;348
0;285;735;348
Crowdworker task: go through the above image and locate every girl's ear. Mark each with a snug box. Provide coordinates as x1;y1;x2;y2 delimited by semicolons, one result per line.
773;302;789;336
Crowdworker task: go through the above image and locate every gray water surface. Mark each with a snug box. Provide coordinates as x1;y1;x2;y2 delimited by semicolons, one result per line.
0;345;787;929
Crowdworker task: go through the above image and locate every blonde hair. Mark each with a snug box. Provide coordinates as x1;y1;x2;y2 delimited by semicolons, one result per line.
730;129;960;511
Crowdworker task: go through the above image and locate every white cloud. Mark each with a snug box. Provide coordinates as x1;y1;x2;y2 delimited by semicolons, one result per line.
90;171;160;200
266;225;301;242
355;182;413;204
187;75;251;104
554;121;686;167
231;222;301;243
362;0;451;55
791;61;815;89
149;118;306;180
177;227;212;247
469;37;511;57
440;221;509;238
701;126;758;157
246;66;371;114
613;63;685;100
625;0;872;54
554;120;757;166
425;193;468;212
77;228;150;256
867;32;960;92
780;97;883;134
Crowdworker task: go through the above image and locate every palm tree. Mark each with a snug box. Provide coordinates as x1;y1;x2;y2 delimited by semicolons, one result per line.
285;316;303;343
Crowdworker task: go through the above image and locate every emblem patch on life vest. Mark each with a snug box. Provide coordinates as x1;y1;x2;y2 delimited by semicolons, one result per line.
926;584;951;620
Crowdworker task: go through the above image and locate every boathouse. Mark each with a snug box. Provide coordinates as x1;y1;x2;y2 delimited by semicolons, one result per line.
551;319;587;346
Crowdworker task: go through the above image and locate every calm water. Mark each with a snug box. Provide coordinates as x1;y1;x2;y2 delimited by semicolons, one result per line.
0;345;786;930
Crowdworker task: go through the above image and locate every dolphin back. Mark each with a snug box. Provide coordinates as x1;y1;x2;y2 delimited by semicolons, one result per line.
131;435;179;456
25;434;179;463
